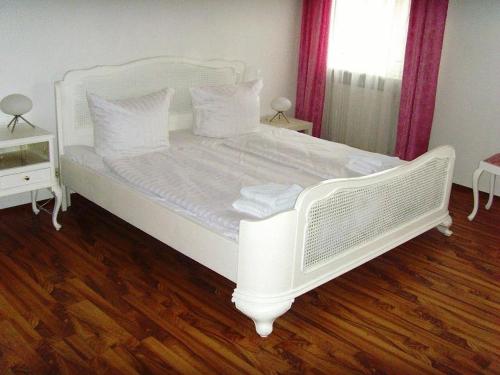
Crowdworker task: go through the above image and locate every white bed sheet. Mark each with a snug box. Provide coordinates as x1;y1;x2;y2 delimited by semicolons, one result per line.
63;126;403;241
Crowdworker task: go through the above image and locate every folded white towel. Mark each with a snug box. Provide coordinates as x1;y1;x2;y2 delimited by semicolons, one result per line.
232;197;296;218
346;154;389;175
240;184;303;208
346;160;379;175
233;183;303;218
350;155;384;167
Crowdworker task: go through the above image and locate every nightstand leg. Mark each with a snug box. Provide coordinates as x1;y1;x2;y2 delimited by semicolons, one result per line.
468;168;484;221
51;185;62;231
31;190;40;215
486;173;495;210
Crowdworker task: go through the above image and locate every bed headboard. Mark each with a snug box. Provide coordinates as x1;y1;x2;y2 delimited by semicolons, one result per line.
55;56;250;154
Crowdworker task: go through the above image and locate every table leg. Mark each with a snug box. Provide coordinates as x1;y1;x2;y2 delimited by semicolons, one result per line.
468;168;484;221
486;173;495;210
30;190;40;215
51;185;62;231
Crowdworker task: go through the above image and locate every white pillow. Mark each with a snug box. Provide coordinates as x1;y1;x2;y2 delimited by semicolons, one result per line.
87;88;174;158
190;79;263;138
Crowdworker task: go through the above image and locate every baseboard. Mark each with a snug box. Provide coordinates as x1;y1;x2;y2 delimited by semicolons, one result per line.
454;177;500;197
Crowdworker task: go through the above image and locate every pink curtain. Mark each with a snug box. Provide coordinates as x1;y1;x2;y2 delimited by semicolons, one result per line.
295;0;332;138
395;0;449;160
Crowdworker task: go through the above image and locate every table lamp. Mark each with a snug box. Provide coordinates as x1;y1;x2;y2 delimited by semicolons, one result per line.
1;94;35;133
269;97;292;123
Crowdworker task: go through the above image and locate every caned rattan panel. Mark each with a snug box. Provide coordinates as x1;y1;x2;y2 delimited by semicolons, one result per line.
303;158;449;271
72;64;236;130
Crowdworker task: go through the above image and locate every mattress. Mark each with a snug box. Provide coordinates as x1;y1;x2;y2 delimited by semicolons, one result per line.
63;126;402;241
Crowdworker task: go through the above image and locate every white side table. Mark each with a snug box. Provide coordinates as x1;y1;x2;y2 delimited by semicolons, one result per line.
468;153;499;221
0;124;62;230
261;116;313;136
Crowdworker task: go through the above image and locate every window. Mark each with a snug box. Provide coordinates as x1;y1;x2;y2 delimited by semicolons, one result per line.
322;0;411;154
327;0;410;78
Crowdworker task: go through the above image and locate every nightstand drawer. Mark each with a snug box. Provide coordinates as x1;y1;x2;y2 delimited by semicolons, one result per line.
0;168;51;190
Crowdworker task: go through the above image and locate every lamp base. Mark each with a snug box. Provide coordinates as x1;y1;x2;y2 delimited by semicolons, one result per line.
269;111;290;123
6;115;35;133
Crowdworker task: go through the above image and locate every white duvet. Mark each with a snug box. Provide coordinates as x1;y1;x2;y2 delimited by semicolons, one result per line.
103;126;402;240
223;127;402;178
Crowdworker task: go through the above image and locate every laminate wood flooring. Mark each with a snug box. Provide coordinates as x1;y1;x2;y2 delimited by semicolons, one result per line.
0;185;498;374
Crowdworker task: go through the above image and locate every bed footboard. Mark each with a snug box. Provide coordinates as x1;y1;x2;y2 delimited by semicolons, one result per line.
233;145;455;336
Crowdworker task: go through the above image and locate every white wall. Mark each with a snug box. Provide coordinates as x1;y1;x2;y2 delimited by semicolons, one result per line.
0;0;302;208
430;0;500;196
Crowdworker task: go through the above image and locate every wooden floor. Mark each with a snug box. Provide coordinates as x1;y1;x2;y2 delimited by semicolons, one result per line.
0;185;498;374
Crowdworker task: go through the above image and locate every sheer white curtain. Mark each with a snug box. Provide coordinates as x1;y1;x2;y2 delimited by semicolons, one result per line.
322;0;410;155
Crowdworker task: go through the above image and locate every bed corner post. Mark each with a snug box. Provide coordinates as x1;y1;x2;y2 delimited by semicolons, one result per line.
232;297;294;337
55;80;69;212
232;210;298;337
435;145;456;237
437;214;453;236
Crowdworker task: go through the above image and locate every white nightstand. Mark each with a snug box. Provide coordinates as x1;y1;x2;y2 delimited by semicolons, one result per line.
261;116;313;135
0;124;62;230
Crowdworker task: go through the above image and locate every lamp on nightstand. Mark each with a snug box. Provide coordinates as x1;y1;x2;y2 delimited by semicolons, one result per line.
1;94;35;133
269;97;292;123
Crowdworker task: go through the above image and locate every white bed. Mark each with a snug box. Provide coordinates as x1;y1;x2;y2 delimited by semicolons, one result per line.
56;56;455;337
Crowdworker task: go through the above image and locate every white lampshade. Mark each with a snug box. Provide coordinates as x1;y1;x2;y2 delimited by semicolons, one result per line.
0;94;33;116
271;97;292;113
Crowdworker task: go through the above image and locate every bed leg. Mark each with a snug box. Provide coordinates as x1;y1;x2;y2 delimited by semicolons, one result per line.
437;215;453;236
233;296;294;337
62;185;71;211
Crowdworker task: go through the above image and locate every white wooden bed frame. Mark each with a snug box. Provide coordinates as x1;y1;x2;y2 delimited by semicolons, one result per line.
55;56;455;337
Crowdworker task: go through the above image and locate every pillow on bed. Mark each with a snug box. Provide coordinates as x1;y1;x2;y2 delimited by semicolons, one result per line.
87;88;174;158
190;79;263;138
